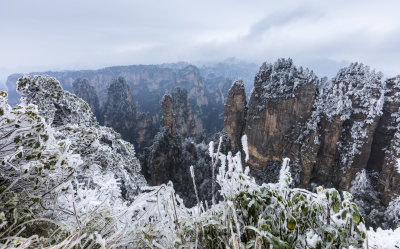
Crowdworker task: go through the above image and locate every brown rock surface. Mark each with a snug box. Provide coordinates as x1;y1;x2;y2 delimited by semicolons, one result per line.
373;76;400;205
244;59;318;168
223;59;400;211
223;80;247;149
161;94;176;135
171;87;196;137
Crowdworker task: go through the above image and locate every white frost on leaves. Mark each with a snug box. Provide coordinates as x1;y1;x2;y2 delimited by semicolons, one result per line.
16;76;146;200
241;134;249;162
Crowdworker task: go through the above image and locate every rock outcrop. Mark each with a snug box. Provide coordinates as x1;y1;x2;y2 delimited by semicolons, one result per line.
222;59;400;224
223;80;247;149
244;59;318;171
72;78;100;121
307;63;385;190
5;63;236;134
103;77;138;142
171;88;196;137
161;94;176;135
102;77;156;151
372;76;400;205
141;94;215;206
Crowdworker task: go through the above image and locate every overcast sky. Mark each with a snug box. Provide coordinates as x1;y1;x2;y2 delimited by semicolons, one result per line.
1;0;400;87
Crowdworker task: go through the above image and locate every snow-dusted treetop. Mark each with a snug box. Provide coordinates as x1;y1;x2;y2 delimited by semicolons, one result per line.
302;63;385;169
254;58;318;99
318;62;385;122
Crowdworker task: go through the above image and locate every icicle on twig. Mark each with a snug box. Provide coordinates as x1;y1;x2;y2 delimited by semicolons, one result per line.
211;137;222;206
190;165;200;211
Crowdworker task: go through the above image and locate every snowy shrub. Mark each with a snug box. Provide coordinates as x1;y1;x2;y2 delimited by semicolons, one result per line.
0;90;81;244
386;196;400;228
0;76;146;247
350;170;385;228
86;139;364;248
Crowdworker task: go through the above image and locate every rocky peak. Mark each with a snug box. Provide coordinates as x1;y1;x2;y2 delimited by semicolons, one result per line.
17;75;97;127
171;87;196;137
72;78;100;120
221;60;400;227
303;63;385;190
223;80;247;149
254;58;318;99
372;76;400;205
161;94;176;135
244;58;318;171
317;62;384;122
106;76;134;106
103;77;137;142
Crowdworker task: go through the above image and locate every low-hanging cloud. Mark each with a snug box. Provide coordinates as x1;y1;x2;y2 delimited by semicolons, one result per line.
0;0;399;85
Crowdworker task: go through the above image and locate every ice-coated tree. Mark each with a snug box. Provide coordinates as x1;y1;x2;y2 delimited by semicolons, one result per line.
386;196;400;228
349;169;384;228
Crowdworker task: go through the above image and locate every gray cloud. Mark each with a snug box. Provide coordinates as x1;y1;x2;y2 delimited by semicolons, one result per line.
0;0;399;84
245;6;322;40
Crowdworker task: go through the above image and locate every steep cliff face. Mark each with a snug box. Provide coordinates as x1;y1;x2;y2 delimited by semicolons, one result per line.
103;77;137;142
223;80;247;149
101;77;156;151
72;78;100;120
244;58;318;170
171;88;196;137
372;76;400;205
223;59;399;219
301;63;385;190
5;64;232;133
141;94;215;206
161;94;176;135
